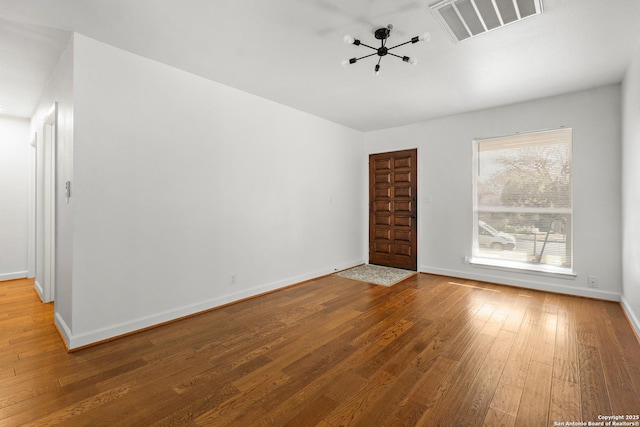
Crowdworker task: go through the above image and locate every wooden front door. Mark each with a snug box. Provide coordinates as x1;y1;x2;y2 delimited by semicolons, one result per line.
369;149;418;271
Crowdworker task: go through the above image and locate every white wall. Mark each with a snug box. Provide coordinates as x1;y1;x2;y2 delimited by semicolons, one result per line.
65;34;364;348
30;35;74;324
364;85;622;300
622;41;640;336
0;116;30;281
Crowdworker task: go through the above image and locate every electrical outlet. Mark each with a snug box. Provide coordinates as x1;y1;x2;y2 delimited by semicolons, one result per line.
587;276;598;288
231;274;237;285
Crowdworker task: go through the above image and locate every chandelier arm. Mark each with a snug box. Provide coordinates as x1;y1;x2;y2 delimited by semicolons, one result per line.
357;42;379;51
354;52;380;61
387;52;406;60
387;40;414;51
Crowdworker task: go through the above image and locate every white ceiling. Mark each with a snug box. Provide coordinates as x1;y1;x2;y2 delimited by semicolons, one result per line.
1;0;639;131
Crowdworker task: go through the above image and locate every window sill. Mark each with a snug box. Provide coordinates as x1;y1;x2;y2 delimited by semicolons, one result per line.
469;257;576;279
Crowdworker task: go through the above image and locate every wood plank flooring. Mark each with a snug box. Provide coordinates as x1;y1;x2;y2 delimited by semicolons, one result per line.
1;274;640;426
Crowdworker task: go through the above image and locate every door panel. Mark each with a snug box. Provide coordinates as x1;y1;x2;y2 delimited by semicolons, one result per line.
369;149;417;271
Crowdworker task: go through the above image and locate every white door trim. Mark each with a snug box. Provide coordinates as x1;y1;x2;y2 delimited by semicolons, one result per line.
41;103;58;302
28;133;37;279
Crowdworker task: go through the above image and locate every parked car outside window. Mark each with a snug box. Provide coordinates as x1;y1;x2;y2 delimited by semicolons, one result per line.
478;220;516;251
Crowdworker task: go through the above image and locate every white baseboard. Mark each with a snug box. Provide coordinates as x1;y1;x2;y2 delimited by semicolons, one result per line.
419;265;620;301
620;295;640;339
0;271;28;281
34;280;45;301
62;259;365;350
55;312;73;349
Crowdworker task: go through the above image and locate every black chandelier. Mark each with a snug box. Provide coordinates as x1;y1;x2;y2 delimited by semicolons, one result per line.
342;24;430;76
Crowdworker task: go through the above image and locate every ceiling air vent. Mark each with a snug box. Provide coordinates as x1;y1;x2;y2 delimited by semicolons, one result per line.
429;0;543;42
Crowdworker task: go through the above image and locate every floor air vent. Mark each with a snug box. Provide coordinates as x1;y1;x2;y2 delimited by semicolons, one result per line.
429;0;543;42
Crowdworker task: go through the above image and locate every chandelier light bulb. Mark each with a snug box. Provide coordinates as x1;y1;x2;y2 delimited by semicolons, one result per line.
373;64;381;76
341;59;350;67
402;56;418;65
419;32;431;42
343;34;355;44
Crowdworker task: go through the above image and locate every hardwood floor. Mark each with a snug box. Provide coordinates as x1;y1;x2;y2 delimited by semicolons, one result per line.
1;274;640;426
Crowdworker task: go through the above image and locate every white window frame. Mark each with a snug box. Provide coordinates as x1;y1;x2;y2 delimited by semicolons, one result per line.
471;127;574;276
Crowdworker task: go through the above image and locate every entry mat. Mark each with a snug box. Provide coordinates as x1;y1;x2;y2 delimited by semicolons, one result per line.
335;264;417;287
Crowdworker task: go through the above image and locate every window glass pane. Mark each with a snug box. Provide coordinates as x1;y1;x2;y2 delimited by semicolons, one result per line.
473;128;572;272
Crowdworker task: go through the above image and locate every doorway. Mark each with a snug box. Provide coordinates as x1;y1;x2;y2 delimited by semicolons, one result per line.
369;149;418;271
